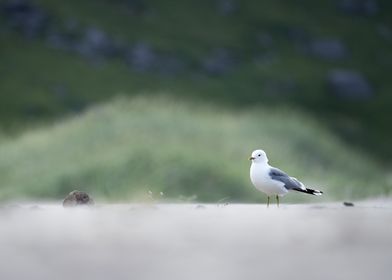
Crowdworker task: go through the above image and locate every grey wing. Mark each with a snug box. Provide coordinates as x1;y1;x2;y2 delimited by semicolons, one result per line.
269;167;305;190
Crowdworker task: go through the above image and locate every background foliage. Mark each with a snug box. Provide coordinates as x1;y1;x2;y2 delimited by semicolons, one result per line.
0;0;391;201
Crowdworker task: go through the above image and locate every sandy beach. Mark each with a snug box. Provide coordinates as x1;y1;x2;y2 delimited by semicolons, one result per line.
1;202;391;280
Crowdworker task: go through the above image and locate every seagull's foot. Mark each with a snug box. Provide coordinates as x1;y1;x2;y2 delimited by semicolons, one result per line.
276;195;280;208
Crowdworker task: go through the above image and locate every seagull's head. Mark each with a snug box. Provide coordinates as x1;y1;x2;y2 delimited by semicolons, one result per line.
249;149;268;164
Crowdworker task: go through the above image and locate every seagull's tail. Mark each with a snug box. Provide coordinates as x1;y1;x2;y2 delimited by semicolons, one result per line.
293;187;323;196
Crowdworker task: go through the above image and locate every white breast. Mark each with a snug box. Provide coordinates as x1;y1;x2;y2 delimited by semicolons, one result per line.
250;163;288;196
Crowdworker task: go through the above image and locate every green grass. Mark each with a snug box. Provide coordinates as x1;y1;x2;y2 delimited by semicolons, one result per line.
0;95;389;202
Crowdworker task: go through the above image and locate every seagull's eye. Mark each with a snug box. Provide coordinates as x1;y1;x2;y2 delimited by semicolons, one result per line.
258;154;261;157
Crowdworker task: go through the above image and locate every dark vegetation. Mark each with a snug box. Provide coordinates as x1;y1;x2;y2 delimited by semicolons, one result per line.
1;0;391;160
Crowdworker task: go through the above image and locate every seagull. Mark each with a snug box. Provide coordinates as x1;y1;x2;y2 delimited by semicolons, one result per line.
249;149;323;207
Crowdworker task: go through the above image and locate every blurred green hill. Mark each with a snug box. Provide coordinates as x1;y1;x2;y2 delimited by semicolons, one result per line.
0;96;389;202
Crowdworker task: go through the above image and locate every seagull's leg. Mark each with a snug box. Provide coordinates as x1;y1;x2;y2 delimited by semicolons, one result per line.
276;195;280;208
267;196;270;208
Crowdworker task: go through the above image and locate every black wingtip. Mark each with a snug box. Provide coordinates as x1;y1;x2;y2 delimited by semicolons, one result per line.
293;188;323;196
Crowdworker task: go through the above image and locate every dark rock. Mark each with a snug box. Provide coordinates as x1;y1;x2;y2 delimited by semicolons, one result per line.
306;38;348;60
63;190;94;207
327;69;374;100
124;44;186;75
125;42;157;72
2;0;50;39
21;9;48;38
74;27;117;61
343;201;355;207
84;27;110;51
337;0;379;16
201;48;235;76
216;0;238;15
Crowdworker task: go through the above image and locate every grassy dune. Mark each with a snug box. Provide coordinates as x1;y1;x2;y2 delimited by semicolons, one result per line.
0;95;389;202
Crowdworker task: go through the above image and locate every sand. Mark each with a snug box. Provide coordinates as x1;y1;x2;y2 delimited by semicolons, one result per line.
0;202;391;280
